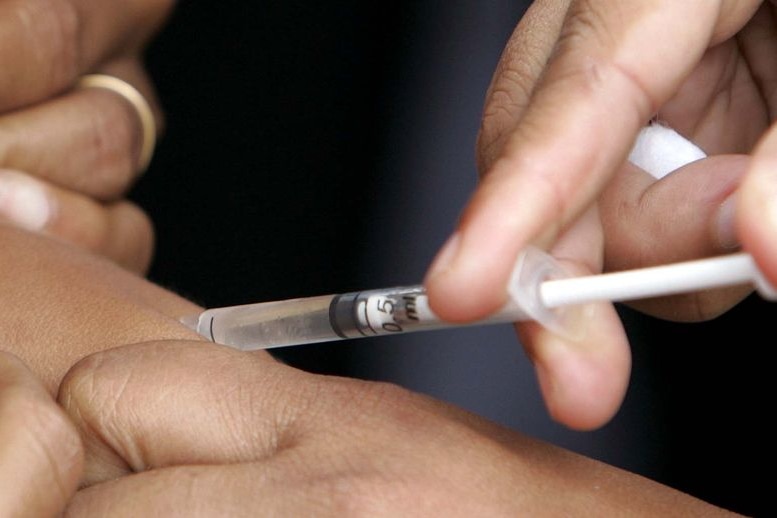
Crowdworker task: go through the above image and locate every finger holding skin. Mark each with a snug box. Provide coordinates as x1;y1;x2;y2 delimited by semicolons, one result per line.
0;351;83;517
0;170;154;273
0;0;174;112
59;342;288;486
60;340;523;483
739;124;777;286
61;341;729;516
601;156;753;321
426;0;762;322
0;58;163;199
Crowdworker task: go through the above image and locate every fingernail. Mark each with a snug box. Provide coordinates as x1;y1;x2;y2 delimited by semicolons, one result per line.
426;233;461;281
0;173;54;231
715;194;739;250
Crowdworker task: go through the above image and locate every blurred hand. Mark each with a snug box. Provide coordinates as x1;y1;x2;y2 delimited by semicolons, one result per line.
0;0;176;272
424;0;777;428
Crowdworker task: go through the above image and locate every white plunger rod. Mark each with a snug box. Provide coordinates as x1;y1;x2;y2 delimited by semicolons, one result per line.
540;253;755;308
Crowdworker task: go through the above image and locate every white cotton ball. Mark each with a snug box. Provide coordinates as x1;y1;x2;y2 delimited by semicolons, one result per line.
627;123;707;179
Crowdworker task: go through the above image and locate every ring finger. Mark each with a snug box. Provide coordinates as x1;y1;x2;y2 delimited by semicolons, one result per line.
0;57;161;200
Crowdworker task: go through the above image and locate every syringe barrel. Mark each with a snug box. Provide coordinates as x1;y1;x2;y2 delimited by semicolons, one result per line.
196;295;340;349
190;246;575;350
195;287;496;350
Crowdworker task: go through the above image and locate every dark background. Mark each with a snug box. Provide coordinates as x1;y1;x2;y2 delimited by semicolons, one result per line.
132;2;770;515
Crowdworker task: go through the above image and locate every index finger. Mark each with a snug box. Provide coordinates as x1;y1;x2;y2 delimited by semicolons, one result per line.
0;0;173;111
425;0;761;321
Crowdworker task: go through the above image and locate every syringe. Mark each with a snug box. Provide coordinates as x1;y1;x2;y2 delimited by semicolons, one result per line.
182;247;776;351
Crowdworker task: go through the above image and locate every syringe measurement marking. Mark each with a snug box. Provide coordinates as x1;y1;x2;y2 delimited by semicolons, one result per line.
363;295;422;335
404;295;419;321
363;297;381;334
378;298;402;332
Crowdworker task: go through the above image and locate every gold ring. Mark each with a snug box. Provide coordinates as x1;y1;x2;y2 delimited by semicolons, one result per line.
76;74;157;173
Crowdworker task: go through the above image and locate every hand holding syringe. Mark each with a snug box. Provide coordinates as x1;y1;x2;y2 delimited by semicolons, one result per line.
183;247;776;351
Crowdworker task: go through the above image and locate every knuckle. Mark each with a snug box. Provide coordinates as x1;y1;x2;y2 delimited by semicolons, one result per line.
58;350;136;444
57;352;109;423
59;349;143;424
478;46;549;176
555;0;657;113
478;84;531;175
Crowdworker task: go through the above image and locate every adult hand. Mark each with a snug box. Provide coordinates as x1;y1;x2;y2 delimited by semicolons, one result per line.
58;340;734;516
425;1;777;428
0;351;83;517
0;0;175;272
0;224;199;394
